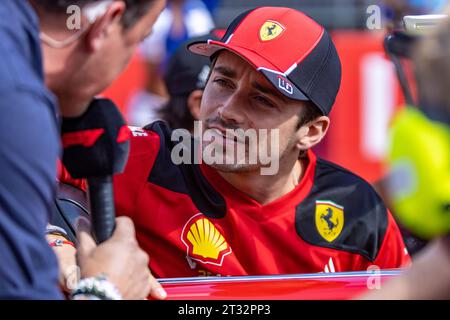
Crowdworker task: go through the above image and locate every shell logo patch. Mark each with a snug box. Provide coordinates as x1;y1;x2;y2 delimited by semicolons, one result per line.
181;214;232;266
259;20;285;41
315;200;344;243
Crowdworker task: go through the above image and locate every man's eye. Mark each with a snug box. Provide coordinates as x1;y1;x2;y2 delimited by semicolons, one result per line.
213;78;232;88
254;96;275;108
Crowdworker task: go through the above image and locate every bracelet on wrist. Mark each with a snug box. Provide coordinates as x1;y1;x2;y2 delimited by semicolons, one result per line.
71;275;122;300
49;239;75;248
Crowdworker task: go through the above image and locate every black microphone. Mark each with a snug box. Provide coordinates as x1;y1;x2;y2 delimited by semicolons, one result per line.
61;98;130;243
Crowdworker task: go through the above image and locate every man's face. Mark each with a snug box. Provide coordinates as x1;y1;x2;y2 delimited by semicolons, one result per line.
199;51;309;174
83;0;166;96
46;0;166;107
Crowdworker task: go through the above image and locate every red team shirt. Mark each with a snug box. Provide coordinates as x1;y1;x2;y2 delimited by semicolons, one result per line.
113;122;411;278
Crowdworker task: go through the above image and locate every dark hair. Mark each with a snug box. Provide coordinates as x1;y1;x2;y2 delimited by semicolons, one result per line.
34;0;155;29
297;101;324;128
121;0;155;29
158;96;196;132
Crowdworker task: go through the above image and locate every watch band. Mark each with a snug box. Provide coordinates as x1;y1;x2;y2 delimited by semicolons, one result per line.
46;224;69;238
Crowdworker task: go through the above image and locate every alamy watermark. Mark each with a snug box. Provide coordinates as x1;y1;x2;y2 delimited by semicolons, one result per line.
168;121;281;176
366;265;381;290
131;122;283;175
366;4;383;30
65;3;386;31
64;265;81;291
66;5;82;30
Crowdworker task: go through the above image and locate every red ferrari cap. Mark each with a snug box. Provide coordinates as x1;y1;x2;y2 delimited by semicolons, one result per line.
188;7;342;115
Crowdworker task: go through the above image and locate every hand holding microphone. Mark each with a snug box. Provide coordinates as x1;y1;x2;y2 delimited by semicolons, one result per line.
61;98;130;243
60;98;166;299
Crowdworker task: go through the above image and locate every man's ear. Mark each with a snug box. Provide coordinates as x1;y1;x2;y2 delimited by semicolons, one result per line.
187;89;203;120
296;116;330;151
85;1;126;52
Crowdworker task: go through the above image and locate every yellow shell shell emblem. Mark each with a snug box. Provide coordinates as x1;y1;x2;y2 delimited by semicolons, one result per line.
259;20;285;41
315;201;344;242
182;214;231;266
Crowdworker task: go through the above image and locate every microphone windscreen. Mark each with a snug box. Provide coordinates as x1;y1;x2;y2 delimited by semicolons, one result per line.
61;98;131;179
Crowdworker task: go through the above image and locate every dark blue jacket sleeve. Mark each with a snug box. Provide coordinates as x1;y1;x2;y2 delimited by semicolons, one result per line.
0;0;63;299
0;90;62;299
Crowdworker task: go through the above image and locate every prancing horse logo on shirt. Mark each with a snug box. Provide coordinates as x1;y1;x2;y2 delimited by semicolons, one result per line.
315;200;344;242
181;213;232;268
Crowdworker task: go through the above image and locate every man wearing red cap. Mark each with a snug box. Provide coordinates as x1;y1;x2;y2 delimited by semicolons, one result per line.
114;7;411;278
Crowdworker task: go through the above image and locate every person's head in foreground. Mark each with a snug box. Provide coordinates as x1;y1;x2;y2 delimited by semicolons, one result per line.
30;0;166;117
188;7;341;176
29;0;168;300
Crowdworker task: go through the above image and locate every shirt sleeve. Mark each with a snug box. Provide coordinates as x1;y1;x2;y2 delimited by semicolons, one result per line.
373;210;412;269
0;90;62;299
114;127;161;221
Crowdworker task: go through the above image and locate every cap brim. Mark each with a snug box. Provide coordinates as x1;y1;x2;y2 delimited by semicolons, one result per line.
188;40;310;102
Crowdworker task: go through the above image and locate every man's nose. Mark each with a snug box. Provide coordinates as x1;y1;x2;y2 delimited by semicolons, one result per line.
218;93;246;126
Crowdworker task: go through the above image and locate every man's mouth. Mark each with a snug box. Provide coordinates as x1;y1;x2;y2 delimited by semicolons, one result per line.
207;125;243;144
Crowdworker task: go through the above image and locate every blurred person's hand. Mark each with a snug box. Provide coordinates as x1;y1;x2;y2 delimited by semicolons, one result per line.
47;234;78;293
76;216;166;300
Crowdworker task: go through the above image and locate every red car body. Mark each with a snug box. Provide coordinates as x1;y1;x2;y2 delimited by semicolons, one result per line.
159;270;402;300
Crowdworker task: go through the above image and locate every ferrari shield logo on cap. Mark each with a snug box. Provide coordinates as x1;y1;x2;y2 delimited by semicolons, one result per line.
315;201;344;242
259;20;285;41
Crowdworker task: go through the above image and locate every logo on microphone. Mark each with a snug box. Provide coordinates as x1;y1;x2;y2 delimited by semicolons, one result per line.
129;126;149;137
